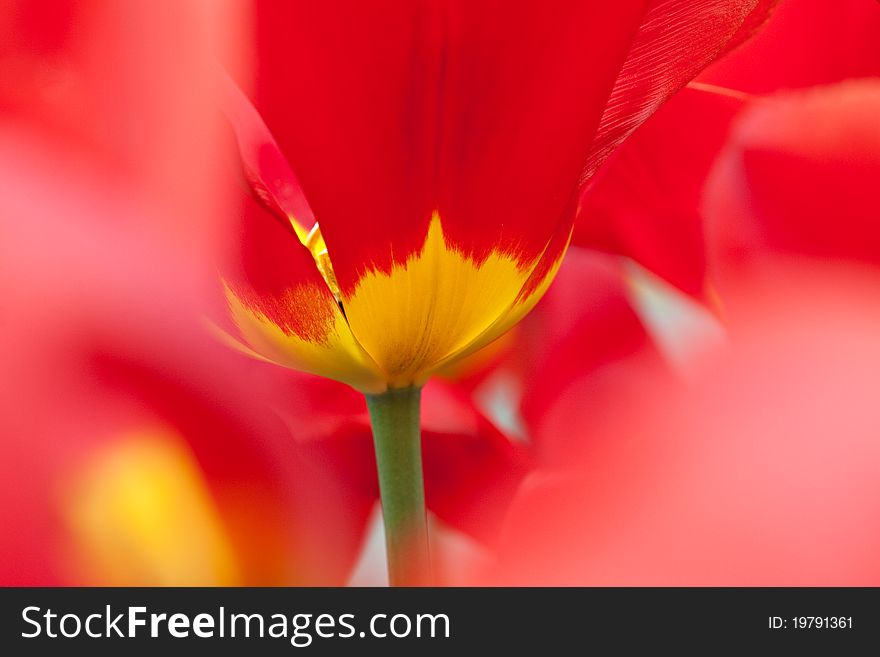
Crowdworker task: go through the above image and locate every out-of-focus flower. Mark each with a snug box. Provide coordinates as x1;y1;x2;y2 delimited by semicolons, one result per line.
705;79;880;302
574;0;880;302
217;0;777;393
511;248;672;466
482;272;880;585
0;193;359;585
0;0;245;268
480;3;880;588
699;0;880;93
0;0;361;586
477;75;880;587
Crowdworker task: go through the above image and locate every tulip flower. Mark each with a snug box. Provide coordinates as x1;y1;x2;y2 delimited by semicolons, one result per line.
241;246;683;579
219;0;777;584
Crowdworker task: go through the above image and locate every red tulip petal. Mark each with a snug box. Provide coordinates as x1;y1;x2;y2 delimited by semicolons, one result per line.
432;2;645;269
219;189;385;391
250;2;651;290
219;72;315;238
251;1;771;287
576;85;747;299
700;0;880;93
250;1;439;291
720;0;780;53
581;0;777;183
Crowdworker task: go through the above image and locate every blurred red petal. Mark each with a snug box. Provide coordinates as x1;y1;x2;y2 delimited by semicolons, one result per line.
421;382;531;542
576;86;746;299
0;5;360;579
700;0;880;93
486;269;880;585
0;197;360;583
219;72;316;231
0;0;244;262
705;79;880;295
516;248;670;465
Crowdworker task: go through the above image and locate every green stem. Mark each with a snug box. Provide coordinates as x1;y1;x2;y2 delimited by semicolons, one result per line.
365;386;431;586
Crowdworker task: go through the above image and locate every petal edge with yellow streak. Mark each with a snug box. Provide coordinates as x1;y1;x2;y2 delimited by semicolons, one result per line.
221;194;385;392
219;70;315;241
